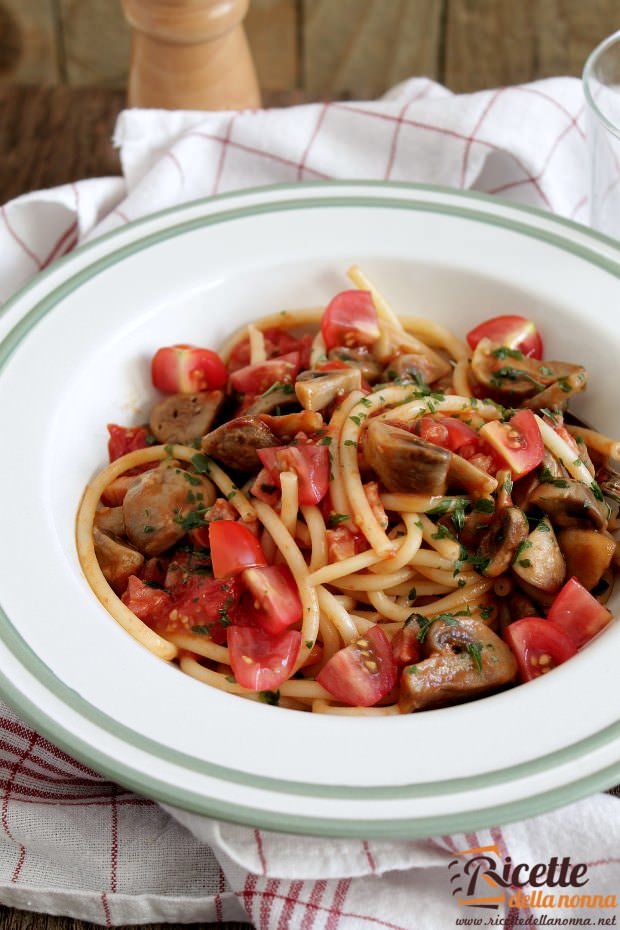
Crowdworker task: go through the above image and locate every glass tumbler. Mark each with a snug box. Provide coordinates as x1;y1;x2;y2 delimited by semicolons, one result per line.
584;30;620;237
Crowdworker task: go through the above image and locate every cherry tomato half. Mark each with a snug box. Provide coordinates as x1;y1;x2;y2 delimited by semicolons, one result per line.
466;315;543;359
317;625;397;707
479;409;543;478
228;626;301;691
391;624;421;667
546;577;612;649
242;565;302;635
417;416;479;453
321;290;380;352
151;344;228;394
209;521;267;579
258;444;330;506
229;328;312;371
504;617;577;682
107;424;149;462
229;351;300;395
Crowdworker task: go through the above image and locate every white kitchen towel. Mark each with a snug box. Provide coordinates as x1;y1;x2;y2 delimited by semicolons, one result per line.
0;76;617;930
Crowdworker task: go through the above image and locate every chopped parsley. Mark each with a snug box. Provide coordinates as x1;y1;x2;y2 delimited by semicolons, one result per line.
142;525;155;534
432;524;455;541
518;558;532;568
259;690;281;706
327;513;350;528
415;608;471;642
262;381;295;397
492;346;523;360
408;587;417;602
191;625;211;635
343;438;357;447
191;453;212;475
467;641;483;672
319;435;332;446
539;466;569;488
473;498;495;513
349;414;365;426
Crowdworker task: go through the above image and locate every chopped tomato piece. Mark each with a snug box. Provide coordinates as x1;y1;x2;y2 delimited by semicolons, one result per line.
164;549;213;593
258;444;329;506
466;315;543;359
107;424;149;462
546;577;612;649
228;626;301;691
321;290;380;351
229;328;312;371
391;624;421;667
326;523;366;561
416;416;479;454
504;617;576;682
242;565;302;635
209;521;268;579
163;575;243;644
250;468;281;505
317;626;397;707
229;351;300;395
122;575;172;626
416;417;449;447
188;498;239;548
151;344;228;393
479;409;543;478
364;481;388;530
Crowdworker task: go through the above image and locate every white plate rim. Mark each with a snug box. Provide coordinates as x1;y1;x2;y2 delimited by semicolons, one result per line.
1;181;619;837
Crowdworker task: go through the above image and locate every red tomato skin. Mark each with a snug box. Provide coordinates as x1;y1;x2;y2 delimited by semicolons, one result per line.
209;520;267;579
107;424;149;462
416;417;450;447
466;315;543;359
546;577;612;649
321;290;380;351
317;626;397;707
504;617;577;682
417;416;479;453
166;575;243;644
258;444;329;505
479;409;543;478
242;565;302;634
391;625;421;667
229;328;312;371
228;627;301;690
122;575;172;626
151;344;228;393
229;352;300;395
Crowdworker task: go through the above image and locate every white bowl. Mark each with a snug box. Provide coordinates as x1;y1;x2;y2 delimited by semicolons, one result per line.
0;182;618;838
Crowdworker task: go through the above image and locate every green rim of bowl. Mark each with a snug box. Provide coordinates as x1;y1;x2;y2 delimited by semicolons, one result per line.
0;182;619;838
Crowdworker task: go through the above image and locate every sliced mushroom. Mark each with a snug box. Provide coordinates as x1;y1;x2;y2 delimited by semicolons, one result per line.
260;410;323;439
470;338;583;402
150;390;223;444
383;353;438;384
123;460;215;556
93;526;144;594
365;419;450;495
527;479;608;530
244;385;300;416
477;506;529;577
201;415;279;471
327;347;383;383
373;322;452;381
399;616;517;712
94;506;125;537
512;517;565;593
557;527;615;591
295;368;362;411
523;368;588;411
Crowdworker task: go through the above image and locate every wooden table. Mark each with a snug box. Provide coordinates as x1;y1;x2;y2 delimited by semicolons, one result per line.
1;80;619;930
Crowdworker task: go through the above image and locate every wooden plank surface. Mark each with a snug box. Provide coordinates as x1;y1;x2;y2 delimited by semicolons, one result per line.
444;0;620;92
0;0;58;84
303;0;442;99
0;908;250;930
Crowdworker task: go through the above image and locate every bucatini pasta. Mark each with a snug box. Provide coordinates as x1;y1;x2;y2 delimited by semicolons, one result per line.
78;267;619;714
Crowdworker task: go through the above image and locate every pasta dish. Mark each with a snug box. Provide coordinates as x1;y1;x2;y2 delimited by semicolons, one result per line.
76;266;620;714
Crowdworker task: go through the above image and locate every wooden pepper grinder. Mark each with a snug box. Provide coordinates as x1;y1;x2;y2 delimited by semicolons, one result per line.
121;0;261;111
